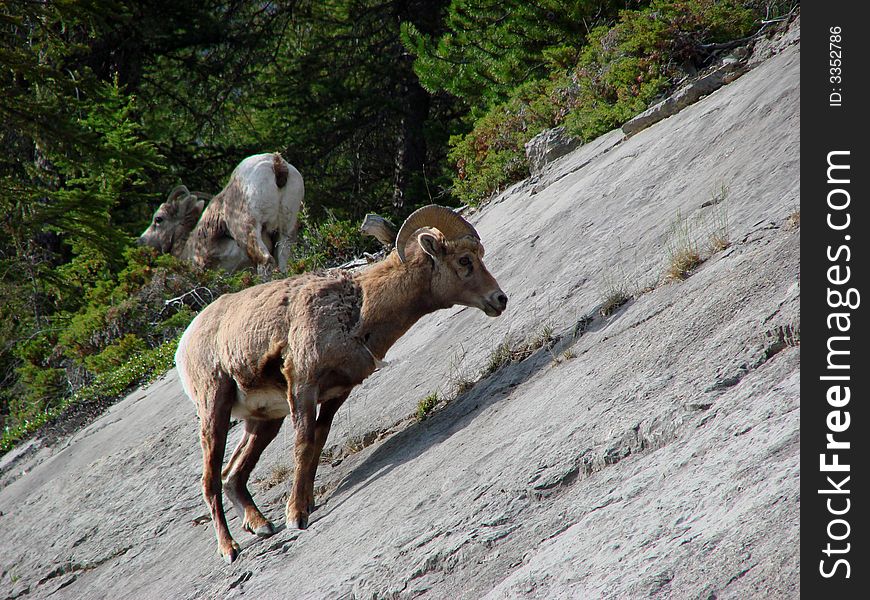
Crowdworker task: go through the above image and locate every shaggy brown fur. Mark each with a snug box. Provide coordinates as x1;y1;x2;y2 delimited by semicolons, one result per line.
176;228;508;563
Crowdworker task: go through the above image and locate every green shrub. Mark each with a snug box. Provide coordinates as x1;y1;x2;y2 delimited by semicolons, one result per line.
7;365;67;424
1;337;179;452
449;78;556;204
564;0;756;141
85;333;148;375
416;392;440;421
290;213;377;273
0;245;257;444
1;207;384;452
449;0;760;204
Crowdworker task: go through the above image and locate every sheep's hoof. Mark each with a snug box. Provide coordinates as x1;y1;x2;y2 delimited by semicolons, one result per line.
220;541;241;564
243;516;275;537
287;510;309;530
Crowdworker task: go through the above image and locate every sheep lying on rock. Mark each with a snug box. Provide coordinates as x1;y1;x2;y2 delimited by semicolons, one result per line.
138;152;303;272
175;205;508;563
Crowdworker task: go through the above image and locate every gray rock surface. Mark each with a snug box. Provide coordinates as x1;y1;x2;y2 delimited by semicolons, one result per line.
621;60;748;137
0;40;800;600
524;126;582;175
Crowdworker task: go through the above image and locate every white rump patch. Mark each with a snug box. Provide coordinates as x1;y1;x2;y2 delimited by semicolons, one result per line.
232;386;291;420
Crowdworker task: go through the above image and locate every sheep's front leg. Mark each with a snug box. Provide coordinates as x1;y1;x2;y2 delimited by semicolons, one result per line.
311;392;350;484
287;383;318;529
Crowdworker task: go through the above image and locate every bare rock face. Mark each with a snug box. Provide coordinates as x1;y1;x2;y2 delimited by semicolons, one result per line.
524;126;582;175
0;38;800;600
621;60;749;137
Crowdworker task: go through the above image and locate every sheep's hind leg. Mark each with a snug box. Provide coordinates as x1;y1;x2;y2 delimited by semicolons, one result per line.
286;384;318;530
241;220;276;276
223;418;284;537
198;376;240;564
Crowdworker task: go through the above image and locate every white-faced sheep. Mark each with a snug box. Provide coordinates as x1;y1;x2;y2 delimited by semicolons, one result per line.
175;205;508;563
138;152;304;272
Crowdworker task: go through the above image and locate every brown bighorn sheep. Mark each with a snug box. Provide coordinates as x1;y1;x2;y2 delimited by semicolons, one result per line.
175;205;508;563
138;153;304;272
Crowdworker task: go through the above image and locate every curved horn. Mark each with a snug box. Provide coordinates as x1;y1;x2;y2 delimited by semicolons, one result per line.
395;205;479;263
167;185;192;202
189;191;214;203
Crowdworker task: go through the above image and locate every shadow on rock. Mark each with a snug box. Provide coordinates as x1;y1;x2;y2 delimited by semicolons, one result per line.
315;298;632;522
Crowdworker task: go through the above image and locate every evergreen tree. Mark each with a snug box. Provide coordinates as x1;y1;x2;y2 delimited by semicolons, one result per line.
245;0;452;218
401;0;639;110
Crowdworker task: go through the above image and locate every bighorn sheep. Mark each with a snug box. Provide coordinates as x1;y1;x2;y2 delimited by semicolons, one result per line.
175;205;508;563
138;153;304;272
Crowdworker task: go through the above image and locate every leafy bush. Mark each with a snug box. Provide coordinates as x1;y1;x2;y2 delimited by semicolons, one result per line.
448;0;760;204
0;246;256;448
85;333;148;375
289;213;378;273
450;79;556;203
564;0;756;140
416;392;440;421
1;338;178;452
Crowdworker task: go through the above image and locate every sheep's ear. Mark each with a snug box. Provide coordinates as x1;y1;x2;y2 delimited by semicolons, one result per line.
180;195;205;219
417;231;444;259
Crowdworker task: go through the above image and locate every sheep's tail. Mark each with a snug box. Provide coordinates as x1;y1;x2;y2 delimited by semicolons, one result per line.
273;153;289;188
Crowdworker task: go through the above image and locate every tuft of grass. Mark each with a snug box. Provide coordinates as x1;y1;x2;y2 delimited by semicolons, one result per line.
666;248;703;281
483;340;513;376
483;322;559;375
781;323;800;347
416;392;441;421
599;290;630;318
339;430;382;458
257;463;293;490
784;209;800;230
665;210;703;281
563;349;577;360
705;185;731;253
702;184;731;254
448;346;475;397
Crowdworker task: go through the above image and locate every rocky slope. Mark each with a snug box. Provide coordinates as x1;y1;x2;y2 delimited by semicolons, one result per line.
1;19;800;600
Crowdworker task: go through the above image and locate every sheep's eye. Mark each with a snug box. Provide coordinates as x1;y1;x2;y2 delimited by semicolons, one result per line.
459;256;472;267
154;216;164;225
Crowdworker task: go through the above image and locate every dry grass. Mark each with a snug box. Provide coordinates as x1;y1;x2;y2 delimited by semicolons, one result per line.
599;290;630;317
705;186;731;252
483;340;514;375
599;268;633;317
447;346;476;397
665;210;703;281
483;323;558;374
784;209;800;230
257;462;293;490
665;247;703;281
